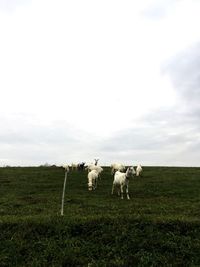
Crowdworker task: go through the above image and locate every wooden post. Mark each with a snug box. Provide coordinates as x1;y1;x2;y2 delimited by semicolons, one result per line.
61;170;67;216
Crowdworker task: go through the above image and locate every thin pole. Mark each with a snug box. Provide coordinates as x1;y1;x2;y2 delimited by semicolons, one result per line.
61;170;67;216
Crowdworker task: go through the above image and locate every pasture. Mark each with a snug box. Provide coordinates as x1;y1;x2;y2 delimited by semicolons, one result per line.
0;166;200;266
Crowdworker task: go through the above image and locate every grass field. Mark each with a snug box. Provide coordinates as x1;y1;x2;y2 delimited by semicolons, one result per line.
1;166;200;266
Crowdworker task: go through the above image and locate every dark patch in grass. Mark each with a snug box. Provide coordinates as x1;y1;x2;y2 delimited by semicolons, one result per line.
0;180;11;184
12;203;23;208
18;196;48;204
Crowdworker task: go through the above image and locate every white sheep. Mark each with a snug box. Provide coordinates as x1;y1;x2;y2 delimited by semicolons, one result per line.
85;163;94;172
71;163;78;171
86;164;103;173
110;163;125;175
88;170;99;191
93;165;103;180
136;164;143;176
62;164;70;172
111;167;135;199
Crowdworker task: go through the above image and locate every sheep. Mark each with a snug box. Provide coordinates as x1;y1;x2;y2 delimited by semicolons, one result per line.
88;170;100;191
110;163;125;175
86;164;103;173
85;158;99;171
86;164;103;182
85;163;94;172
111;167;135;200
71;163;78;171
136;164;143;176
93;165;103;180
62;164;70;172
77;162;86;171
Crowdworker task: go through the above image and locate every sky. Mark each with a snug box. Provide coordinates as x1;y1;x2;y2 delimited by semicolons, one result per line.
0;0;200;166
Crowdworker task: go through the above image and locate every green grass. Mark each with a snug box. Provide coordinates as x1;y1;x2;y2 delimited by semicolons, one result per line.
0;166;200;266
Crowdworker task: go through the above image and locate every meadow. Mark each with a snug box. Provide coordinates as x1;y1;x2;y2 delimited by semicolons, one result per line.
0;166;200;266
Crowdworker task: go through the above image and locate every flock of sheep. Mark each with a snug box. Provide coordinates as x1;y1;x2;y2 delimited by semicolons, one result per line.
63;160;143;200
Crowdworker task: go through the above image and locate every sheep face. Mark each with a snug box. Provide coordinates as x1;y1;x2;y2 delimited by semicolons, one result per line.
88;183;93;191
126;167;136;178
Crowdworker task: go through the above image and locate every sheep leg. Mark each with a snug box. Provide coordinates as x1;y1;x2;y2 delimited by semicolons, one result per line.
92;178;96;190
118;188;120;196
120;185;124;199
111;183;115;195
126;185;130;200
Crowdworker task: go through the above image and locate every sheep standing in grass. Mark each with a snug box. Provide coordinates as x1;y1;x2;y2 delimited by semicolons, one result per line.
111;163;125;175
136;164;143;176
77;162;86;171
85;163;94;172
86;164;103;180
86;164;103;173
62;164;70;172
88;170;100;191
71;163;78;171
111;167;135;199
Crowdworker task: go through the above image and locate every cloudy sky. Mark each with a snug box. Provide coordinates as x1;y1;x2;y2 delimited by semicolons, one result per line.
0;0;200;166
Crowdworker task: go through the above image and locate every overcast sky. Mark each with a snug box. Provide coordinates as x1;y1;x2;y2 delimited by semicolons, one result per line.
1;0;200;166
